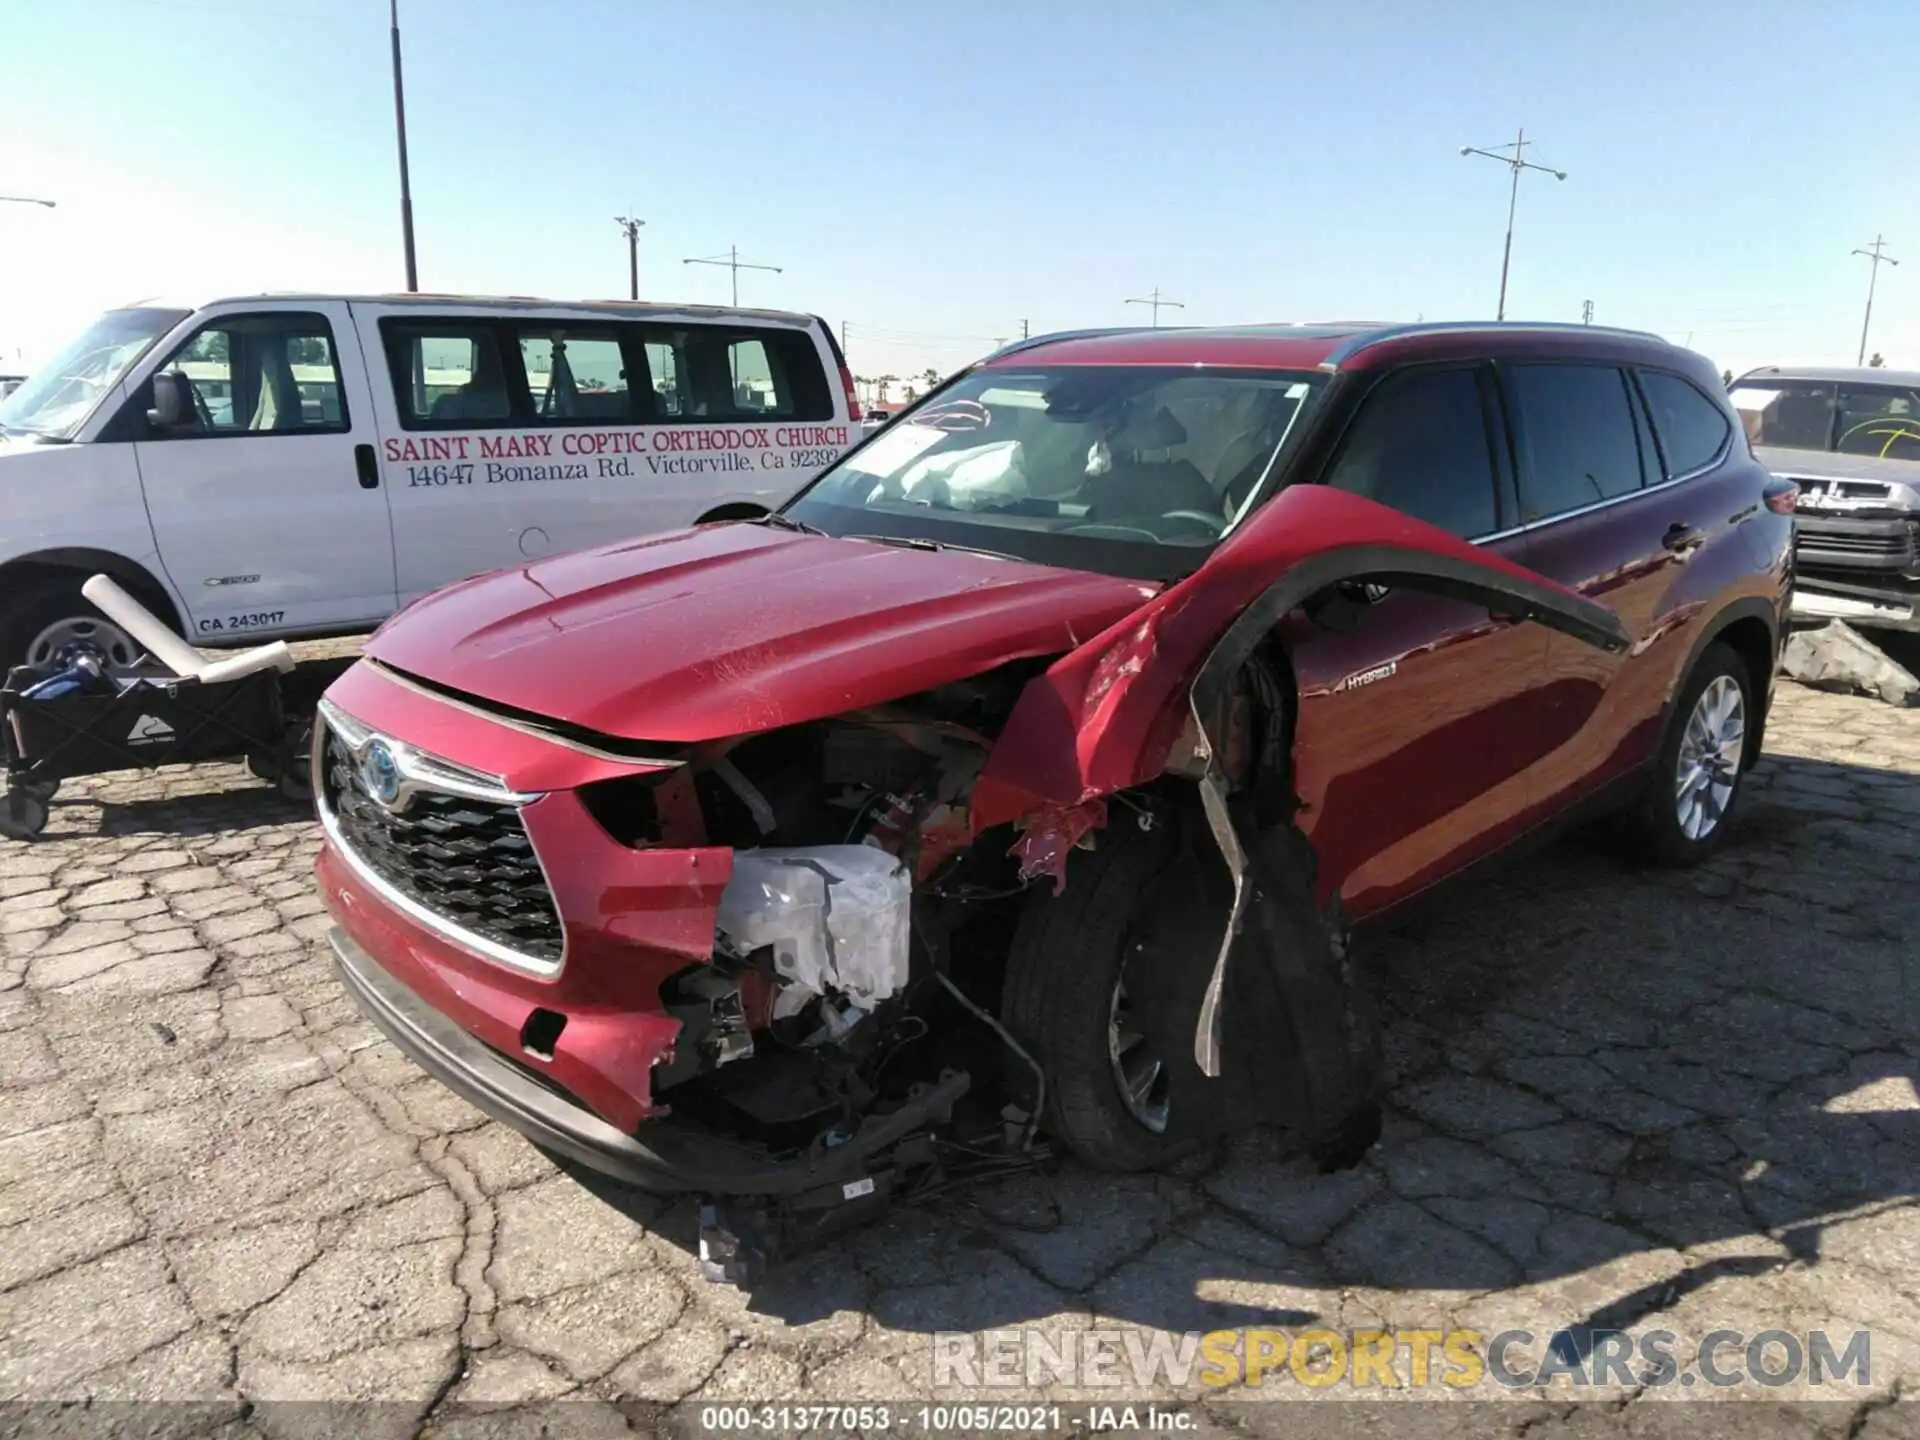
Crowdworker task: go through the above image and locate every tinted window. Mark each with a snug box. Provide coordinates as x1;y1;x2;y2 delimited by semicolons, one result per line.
1321;367;1499;538
1639;370;1732;476
1507;364;1646;520
151;312;348;437
384;322;513;427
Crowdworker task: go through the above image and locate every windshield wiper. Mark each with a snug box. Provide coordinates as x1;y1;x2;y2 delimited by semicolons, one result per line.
751;512;828;536
845;533;1023;563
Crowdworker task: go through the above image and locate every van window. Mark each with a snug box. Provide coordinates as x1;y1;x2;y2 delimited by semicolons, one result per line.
383;322;514;427
516;328;634;423
150;312;348;438
637;325;832;423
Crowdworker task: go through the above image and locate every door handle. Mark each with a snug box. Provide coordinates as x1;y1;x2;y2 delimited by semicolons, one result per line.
1662;522;1704;554
354;443;380;490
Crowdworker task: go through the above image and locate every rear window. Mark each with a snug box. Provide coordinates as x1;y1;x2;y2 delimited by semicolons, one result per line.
379;316;832;429
1638;370;1732;477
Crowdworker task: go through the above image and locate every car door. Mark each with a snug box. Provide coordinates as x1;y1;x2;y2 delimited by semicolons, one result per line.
129;302;396;640
1280;362;1577;917
1500;361;1722;810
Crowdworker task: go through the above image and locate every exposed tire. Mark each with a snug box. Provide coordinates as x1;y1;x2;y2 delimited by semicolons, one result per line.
0;791;48;841
1001;812;1216;1172
0;573;149;675
1626;641;1752;866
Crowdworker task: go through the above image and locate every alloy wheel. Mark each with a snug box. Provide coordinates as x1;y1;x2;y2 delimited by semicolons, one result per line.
1674;674;1745;841
1107;973;1171;1133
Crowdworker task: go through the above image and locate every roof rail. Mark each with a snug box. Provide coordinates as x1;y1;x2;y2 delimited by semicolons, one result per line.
977;326;1159;364
1324;319;1671;367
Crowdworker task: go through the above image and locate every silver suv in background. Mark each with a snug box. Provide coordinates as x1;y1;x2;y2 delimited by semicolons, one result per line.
1731;365;1920;631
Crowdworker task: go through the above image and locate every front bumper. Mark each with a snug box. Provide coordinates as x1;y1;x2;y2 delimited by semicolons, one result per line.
332;925;968;1196
1791;575;1920;633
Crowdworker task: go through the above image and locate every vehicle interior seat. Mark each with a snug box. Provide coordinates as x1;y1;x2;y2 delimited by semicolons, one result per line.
430;341;512;423
1084;405;1218;518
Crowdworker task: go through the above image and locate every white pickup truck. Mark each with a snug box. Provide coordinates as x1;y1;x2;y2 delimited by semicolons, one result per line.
0;293;862;671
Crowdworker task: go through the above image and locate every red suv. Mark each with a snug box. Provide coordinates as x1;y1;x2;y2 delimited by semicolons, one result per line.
314;322;1793;1234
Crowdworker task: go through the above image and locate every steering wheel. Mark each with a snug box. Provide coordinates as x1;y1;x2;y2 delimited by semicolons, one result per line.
185;377;215;431
1837;417;1920;461
1157;509;1228;540
1059;522;1163;542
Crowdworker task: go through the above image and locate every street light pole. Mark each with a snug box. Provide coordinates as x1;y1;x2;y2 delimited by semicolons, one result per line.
1852;235;1900;367
389;0;418;292
616;215;645;300
1125;288;1185;327
1460;128;1567;321
682;246;782;306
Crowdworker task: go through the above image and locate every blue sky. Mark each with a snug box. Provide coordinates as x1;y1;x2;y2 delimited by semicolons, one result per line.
1;0;1915;381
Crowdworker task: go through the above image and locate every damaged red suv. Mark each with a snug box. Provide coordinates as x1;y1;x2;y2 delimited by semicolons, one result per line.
315;322;1793;1255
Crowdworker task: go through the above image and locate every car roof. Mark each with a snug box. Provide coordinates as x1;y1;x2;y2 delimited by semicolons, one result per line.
123;293;820;327
1735;364;1920;389
983;320;1689;374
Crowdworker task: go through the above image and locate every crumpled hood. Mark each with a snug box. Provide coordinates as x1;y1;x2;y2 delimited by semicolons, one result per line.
365;524;1160;743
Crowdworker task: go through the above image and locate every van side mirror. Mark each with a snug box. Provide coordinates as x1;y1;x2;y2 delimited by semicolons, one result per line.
146;373;188;430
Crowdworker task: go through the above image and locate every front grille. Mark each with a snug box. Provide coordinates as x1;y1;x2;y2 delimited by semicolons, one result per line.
321;725;563;966
1799;530;1911;557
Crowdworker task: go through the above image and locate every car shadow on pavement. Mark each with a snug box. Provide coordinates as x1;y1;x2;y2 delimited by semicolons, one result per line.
559;749;1917;1354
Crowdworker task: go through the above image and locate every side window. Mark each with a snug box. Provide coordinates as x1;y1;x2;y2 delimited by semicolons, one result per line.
515;327;633;422
151;313;348;437
1639;370;1732;477
382;321;514;428
1321;366;1500;539
1506;364;1646;521
634;325;833;423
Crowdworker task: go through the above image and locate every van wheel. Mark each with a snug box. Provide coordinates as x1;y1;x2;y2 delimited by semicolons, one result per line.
0;576;146;675
1001;815;1212;1172
1627;641;1752;865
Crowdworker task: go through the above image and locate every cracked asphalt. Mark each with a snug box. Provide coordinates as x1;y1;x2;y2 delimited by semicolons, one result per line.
1;661;1915;1439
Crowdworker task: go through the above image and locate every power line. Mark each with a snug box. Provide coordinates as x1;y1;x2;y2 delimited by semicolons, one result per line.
1460;127;1567;321
682;245;782;307
1851;235;1900;367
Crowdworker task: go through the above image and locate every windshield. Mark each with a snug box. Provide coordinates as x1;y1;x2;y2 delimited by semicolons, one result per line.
0;307;188;441
785;365;1325;578
1731;379;1920;462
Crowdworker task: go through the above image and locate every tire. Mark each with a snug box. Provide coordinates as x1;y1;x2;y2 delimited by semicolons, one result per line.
0;574;149;675
1001;813;1214;1172
0;791;48;841
1626;641;1753;866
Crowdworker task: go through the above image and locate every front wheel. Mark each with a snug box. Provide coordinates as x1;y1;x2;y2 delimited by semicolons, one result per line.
1627;642;1752;865
0;575;148;676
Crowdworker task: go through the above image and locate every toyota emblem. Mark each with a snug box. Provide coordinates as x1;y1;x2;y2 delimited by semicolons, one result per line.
361;739;404;809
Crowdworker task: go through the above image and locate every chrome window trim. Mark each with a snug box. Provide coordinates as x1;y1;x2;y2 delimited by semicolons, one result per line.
363;658;686;770
315;701;566;979
1469;464;1710;548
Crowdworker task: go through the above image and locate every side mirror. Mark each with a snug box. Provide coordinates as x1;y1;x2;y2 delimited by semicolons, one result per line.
146;373;188;430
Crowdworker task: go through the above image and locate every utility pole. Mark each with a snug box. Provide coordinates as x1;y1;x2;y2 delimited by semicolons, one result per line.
1460;128;1567;321
1852;235;1900;366
1582;299;1593;325
1019;318;1030;340
389;0;418;292
682;245;782;307
615;215;645;301
1125;288;1185;327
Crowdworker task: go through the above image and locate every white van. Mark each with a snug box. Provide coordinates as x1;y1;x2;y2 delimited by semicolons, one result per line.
0;294;862;670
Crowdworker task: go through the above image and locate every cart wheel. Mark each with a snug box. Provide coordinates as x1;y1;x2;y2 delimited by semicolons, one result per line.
15;778;58;804
0;792;48;841
274;719;315;804
245;749;282;784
